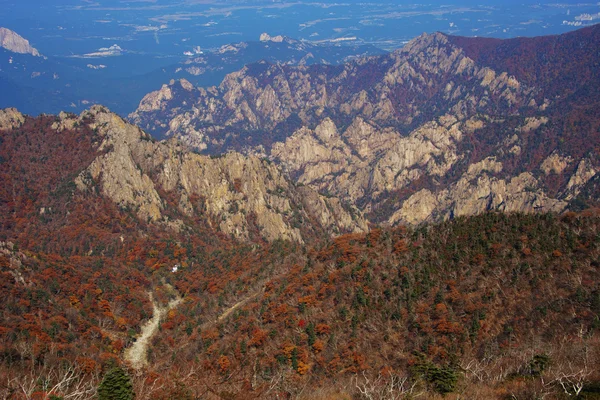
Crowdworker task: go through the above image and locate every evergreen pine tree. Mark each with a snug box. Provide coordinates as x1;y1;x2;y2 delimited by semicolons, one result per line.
97;366;134;400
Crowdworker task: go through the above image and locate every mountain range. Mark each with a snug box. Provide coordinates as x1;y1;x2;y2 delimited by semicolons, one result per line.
0;27;384;116
131;24;600;228
0;25;599;400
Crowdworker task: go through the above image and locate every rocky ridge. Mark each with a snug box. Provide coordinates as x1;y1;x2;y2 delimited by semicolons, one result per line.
65;106;366;242
131;32;533;148
130;26;600;226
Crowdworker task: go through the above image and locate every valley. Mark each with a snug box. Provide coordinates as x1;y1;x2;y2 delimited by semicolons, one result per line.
0;22;599;400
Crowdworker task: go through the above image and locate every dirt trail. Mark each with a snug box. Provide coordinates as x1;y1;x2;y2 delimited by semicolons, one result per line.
217;292;260;322
124;292;182;370
124;286;259;368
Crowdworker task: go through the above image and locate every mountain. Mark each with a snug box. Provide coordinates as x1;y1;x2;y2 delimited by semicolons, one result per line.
1;26;600;400
0;105;368;396
131;24;600;227
1;107;599;399
0;27;41;57
0;31;384;117
163;35;385;88
0;106;365;246
1;156;599;399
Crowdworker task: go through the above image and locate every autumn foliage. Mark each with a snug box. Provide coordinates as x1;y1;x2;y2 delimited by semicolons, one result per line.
1;115;600;399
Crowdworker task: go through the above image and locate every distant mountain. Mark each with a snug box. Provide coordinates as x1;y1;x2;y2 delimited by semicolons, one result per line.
131;24;600;226
0;27;40;57
0;31;385;116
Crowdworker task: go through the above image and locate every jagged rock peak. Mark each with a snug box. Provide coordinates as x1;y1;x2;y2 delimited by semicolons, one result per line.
128;27;600;227
0;27;41;56
400;31;449;54
81;104;151;142
0;108;25;130
72;106;368;242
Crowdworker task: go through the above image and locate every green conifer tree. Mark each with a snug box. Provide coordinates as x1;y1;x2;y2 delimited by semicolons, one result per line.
97;366;134;400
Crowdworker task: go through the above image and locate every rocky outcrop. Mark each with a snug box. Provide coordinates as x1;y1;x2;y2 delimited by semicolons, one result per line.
0;108;25;129
0;241;31;288
75;107;164;223
259;33;285;43
72;106;366;242
562;159;597;201
130;27;600;227
136;84;173;113
0;27;40;56
270;116;463;208
389;171;566;226
540;152;572;176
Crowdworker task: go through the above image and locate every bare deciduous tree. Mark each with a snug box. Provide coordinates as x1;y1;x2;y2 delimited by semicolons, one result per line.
353;371;422;400
4;363;98;400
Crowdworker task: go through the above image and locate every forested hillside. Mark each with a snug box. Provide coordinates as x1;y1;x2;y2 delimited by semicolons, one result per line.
2;141;599;400
1;25;600;400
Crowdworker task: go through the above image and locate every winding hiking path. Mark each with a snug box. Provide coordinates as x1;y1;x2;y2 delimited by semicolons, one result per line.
124;292;182;370
217;291;260;322
125;286;262;369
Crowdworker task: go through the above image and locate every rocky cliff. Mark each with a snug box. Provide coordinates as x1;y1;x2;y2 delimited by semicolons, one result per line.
0;27;40;56
62;106;366;242
131;26;600;226
0;108;25;130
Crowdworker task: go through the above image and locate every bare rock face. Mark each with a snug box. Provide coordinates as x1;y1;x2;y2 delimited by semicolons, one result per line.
136;84;173;113
0;108;25;130
389;171;566;226
0;241;31;288
0;27;41;56
541;152;572;176
51;112;78;132
270;115;463;211
130;28;600;227
74;106;366;242
260;33;285;43
75;107;164;223
562;159;597;201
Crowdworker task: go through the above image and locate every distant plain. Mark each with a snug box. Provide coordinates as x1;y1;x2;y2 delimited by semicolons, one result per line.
2;0;599;75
